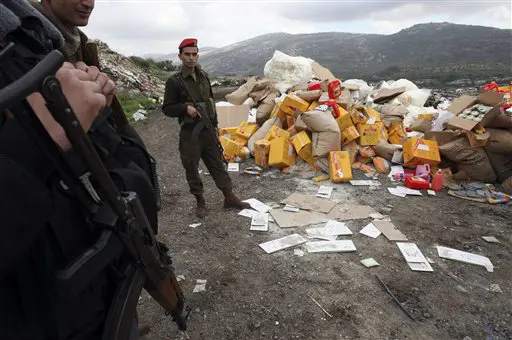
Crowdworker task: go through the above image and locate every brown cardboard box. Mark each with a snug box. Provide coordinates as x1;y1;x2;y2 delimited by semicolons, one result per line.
447;91;504;130
373;87;406;104
312;61;336;82
216;104;250;128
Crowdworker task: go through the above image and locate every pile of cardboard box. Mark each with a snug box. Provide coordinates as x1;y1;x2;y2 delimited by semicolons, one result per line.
216;60;512;193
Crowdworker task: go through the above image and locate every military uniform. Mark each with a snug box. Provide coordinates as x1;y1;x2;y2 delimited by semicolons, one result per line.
162;38;249;217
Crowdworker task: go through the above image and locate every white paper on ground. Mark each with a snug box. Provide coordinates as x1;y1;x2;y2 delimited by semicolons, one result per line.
361;258;380;267
389;165;405;180
408;261;434;272
193;279;207;293
238;209;259;218
482;236;500;243
437;246;494;272
283;204;300;212
306;234;338;241
294;249;305;257
360;223;382;238
250;213;269;231
306;240;357;253
189;223;202;228
316;186;334;199
388;187;407;198
350;180;381;186
427;190;436;196
397;242;428;263
227;163;239;172
243;198;272;213
306;220;352;237
259;234;308;254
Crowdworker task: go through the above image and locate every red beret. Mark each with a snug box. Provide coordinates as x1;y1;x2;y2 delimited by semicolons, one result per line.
179;38;197;49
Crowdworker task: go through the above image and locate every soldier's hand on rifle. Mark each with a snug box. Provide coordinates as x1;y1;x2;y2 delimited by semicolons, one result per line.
27;62;106;151
75;62;116;106
186;105;201;119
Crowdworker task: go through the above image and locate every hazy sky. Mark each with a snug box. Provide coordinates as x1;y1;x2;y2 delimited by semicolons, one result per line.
81;0;512;56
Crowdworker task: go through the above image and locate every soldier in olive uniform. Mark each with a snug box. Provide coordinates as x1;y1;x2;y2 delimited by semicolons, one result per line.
162;38;249;218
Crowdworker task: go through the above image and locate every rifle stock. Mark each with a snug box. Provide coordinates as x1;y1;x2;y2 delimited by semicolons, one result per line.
0;47;190;337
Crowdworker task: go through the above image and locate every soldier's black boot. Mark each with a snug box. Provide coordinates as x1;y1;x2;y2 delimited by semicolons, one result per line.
195;195;207;218
223;189;251;210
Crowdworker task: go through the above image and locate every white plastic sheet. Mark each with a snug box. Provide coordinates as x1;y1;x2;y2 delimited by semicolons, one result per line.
263;50;314;94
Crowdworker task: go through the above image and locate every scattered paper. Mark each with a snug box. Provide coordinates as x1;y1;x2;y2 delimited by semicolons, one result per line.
247;108;257;123
294;249;305;257
243;198;272;213
361;258;380;268
270;209;329;228
259;234;308;254
306;240;357;253
373;220;407;241
427;190;436;196
189;223;202;228
405;188;423;196
397;242;428;263
360;223;382;239
306;234;337;241
408;262;434;272
370;213;385;220
388;186;423;197
193;279;207;293
350;180;381;186
238;209;259;218
482;236;500;243
177;275;186;282
250;213;269;231
388;187;407;198
316;186;334;199
283;204;300;212
281;192;336;214
227;163;240;172
392;150;404;164
306;220;352;238
328;203;378;221
437;246;494;272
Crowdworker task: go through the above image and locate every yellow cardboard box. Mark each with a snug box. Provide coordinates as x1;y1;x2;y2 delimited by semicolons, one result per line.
357;124;380;146
235;122;258;140
350;107;368;124
388;122;406;145
308;101;320;111
375;122;388;141
268;137;296;168
363;107;382;122
329;151;353;183
282;94;310;112
341;126;360;146
219;127;238;139
220;135;242;162
254;139;271;168
233;136;248;147
403;138;441;166
336;106;354;132
290;131;315;165
270;102;288;120
265;125;291;141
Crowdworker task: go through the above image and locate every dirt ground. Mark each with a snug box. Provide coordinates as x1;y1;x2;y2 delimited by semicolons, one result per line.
134;109;512;340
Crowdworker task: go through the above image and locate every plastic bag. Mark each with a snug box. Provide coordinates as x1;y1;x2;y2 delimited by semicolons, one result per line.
430;110;454;132
263;51;314;94
390;79;419;92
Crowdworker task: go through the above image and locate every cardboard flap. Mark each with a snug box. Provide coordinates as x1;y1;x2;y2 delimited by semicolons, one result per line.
446;95;476;115
312;61;336;82
478;90;505;106
447;116;478;131
373;87;406;104
216;104;250;128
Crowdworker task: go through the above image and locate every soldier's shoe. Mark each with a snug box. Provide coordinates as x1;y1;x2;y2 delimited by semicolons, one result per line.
195;195;207;218
223;189;251;210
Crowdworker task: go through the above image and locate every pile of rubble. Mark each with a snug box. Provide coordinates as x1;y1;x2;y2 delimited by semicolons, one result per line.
95;40;165;99
215;50;512;198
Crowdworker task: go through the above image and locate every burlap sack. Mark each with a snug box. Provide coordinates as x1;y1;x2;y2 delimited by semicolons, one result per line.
502;176;512;194
247;117;282;154
226;77;257;105
256;92;278;125
294;114;308;132
296;90;322;103
484;128;512;154
373;140;402;161
486;150;512;183
410;119;432;133
439;137;497;183
301;109;341;158
486;113;512;129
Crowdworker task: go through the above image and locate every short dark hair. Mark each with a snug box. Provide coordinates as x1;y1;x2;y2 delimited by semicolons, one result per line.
179;46;199;54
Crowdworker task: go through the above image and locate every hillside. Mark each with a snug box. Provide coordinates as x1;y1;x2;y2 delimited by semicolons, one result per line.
199;23;512;83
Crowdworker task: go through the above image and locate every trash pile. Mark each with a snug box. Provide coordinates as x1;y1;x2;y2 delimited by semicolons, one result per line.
96;40;165;98
216;50;512;198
